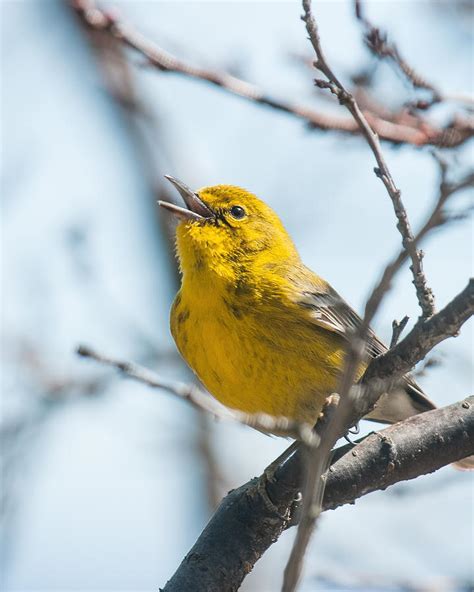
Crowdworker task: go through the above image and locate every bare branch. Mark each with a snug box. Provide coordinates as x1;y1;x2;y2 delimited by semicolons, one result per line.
280;8;472;579
69;11;227;514
70;0;473;148
162;396;474;592
302;0;436;319
76;345;317;444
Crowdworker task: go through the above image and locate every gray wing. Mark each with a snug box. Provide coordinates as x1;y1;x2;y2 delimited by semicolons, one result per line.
297;283;437;422
297;285;386;358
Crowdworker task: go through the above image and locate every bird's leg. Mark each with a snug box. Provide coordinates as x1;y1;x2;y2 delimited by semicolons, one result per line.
343;422;360;446
263;440;300;483
349;422;360;435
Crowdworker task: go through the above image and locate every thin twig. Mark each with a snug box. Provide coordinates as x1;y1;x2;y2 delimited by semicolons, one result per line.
281;3;425;583
282;394;340;592
302;0;436;319
70;0;473;148
390;315;410;348
76;345;318;444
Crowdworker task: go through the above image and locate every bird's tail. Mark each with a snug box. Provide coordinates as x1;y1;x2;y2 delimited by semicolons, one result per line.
364;378;474;471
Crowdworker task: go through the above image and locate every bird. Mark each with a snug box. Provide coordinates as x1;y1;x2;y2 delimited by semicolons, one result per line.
159;175;473;469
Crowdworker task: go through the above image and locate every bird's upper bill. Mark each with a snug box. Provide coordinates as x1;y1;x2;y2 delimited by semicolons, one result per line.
159;176;214;222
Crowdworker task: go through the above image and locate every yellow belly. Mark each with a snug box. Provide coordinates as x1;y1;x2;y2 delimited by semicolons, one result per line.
170;286;350;425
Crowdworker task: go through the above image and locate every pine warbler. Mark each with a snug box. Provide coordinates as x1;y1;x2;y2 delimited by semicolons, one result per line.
160;176;473;469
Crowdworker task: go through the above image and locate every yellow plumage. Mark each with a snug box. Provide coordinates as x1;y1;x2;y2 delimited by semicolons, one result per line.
166;183;377;424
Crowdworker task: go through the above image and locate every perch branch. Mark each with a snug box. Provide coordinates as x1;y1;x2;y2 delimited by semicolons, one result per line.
163;273;474;592
162;396;474;592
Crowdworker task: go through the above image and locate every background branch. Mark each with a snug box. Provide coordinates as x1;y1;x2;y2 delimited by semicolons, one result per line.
70;0;473;148
76;3;473;589
75;5;473;587
76;345;317;444
69;9;229;512
354;0;440;105
3;1;472;589
354;0;474;111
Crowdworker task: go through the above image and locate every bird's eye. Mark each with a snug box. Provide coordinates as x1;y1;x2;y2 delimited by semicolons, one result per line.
230;205;246;220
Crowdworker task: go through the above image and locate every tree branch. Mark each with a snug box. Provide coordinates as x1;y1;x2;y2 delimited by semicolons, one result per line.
70;0;473;148
69;4;474;590
302;0;436;319
354;0;474;111
162;396;474;592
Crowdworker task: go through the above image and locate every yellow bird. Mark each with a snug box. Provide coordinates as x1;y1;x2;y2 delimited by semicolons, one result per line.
160;176;472;467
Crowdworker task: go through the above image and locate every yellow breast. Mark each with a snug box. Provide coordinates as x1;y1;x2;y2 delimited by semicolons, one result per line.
170;276;348;425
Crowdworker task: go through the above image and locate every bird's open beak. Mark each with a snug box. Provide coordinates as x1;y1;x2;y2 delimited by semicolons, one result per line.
159;175;214;221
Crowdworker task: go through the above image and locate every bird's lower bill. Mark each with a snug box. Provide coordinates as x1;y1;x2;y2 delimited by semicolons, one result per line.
159;175;214;222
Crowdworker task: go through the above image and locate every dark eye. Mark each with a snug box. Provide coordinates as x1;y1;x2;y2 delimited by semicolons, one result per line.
230;205;246;220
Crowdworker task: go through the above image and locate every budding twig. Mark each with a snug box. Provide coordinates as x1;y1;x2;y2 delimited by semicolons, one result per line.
302;0;436;319
390;316;410;348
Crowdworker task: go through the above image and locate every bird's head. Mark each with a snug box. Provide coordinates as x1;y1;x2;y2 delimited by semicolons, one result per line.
160;176;299;283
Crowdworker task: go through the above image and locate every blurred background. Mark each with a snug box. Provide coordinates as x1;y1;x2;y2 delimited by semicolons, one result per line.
1;1;473;591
